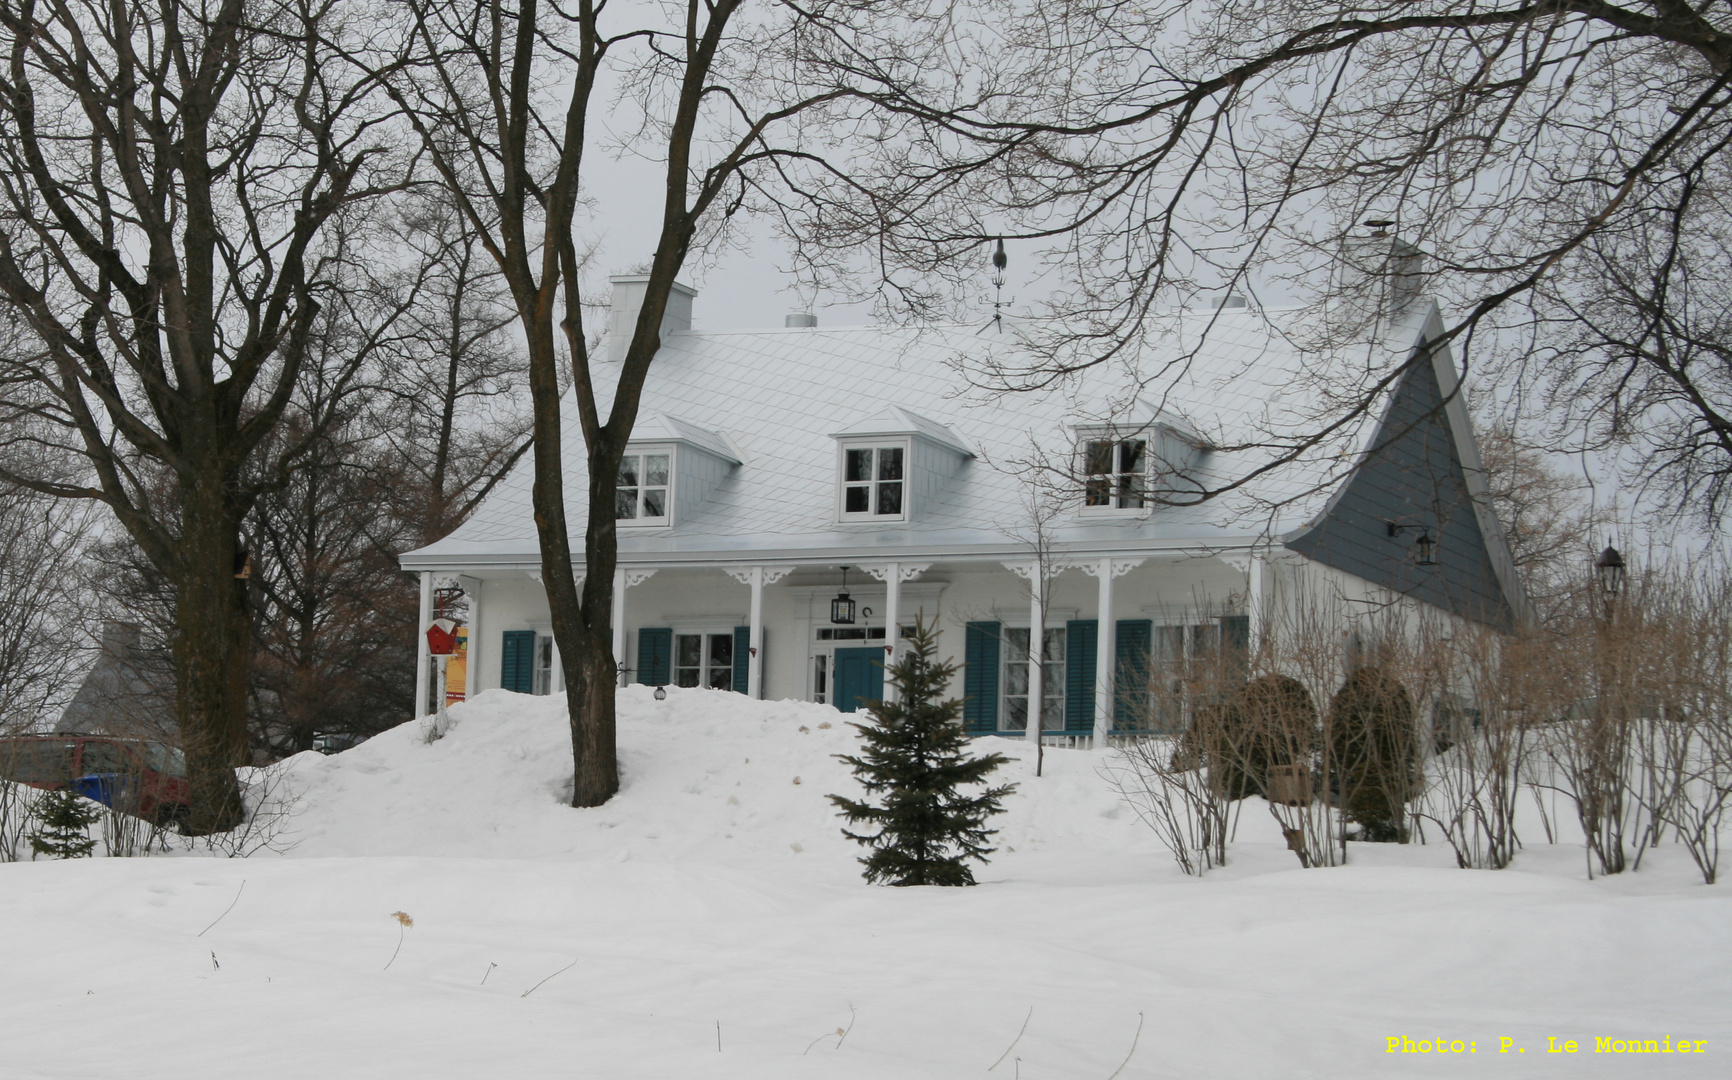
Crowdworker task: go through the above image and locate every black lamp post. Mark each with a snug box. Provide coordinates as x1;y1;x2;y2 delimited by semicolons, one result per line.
831;566;857;625
1596;544;1625;618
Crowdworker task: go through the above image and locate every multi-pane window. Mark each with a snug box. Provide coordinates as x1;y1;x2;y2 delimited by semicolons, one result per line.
1084;439;1146;509
842;445;904;517
533;633;556;695
812;654;829;705
1002;627;1065;732
675;632;733;690
1125;622;1227;733
616;452;670;522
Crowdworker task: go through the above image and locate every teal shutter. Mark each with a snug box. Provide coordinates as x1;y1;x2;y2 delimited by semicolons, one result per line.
733;626;750;694
964;621;1000;733
500;630;535;693
1065;620;1098;733
1114;619;1152;730
1219;615;1251;679
636;628;672;685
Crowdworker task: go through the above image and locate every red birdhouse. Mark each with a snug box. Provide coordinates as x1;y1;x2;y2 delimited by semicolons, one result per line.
425;618;460;655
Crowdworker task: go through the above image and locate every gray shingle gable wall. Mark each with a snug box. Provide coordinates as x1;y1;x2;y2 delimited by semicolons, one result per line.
1283;339;1515;631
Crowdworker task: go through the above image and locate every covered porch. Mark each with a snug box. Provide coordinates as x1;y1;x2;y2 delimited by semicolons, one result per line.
413;546;1274;745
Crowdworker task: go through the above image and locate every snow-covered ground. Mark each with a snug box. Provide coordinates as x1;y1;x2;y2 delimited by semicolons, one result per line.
2;687;1726;1078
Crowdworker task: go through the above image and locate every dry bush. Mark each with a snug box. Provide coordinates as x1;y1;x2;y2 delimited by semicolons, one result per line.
1413;623;1536;870
1493;560;1732;883
0;780;45;862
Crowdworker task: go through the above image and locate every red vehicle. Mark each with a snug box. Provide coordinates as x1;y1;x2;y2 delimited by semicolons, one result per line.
0;734;190;830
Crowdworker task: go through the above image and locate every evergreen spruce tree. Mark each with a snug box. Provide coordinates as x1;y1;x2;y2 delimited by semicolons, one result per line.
28;787;99;859
829;619;1017;886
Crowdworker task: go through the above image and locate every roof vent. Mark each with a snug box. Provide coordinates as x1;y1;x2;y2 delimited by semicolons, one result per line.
1214;293;1248;310
785;312;817;328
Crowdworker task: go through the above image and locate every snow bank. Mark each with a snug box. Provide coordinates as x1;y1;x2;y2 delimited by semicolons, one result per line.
3;688;1727;1079
265;685;1162;872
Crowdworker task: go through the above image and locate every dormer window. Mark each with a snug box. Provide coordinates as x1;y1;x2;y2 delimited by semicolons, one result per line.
1084;439;1146;510
616;450;671;524
841;444;905;519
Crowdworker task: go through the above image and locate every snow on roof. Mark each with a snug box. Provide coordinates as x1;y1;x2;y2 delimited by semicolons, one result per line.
403;302;1437;569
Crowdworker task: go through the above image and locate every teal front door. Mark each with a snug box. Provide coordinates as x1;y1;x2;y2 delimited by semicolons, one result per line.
832;648;884;713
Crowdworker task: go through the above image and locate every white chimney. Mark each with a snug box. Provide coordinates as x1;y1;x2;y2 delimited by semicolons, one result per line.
606;275;697;365
1327;229;1426;341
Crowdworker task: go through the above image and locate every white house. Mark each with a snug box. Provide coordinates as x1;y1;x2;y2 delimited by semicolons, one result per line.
399;271;1526;744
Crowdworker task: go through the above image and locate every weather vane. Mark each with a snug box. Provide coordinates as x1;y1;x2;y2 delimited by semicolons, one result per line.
978;237;1011;335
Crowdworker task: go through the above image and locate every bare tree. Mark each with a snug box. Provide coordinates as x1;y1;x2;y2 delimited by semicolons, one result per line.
0;0;407;832
787;0;1732;529
372;0;970;805
374;192;531;544
0;477;92;731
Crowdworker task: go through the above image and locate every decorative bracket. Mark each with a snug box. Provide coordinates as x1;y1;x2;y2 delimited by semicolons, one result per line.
862;563;931;584
1217;552;1256;574
623;568;657;588
727;565;794;587
1079;557;1144;579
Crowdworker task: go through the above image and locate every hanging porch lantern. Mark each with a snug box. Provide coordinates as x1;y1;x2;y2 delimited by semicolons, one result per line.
831;566;857;625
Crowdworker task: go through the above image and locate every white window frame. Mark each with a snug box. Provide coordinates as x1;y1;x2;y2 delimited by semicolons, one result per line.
1000;624;1066;734
532;631;557;695
616;443;675;527
671;624;738;692
1079;435;1149;514
835;439;910;522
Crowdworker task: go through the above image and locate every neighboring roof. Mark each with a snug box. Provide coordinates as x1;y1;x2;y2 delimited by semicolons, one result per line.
402;299;1521;618
56;622;177;739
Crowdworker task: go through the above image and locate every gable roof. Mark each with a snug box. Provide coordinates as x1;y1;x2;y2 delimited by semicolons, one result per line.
830;404;977;457
401;299;1526;623
630;412;742;464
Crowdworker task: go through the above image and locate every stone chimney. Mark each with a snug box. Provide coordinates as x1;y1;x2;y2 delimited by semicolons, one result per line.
606;275;697;365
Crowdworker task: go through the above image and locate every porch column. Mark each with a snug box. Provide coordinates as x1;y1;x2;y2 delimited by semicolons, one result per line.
1082;558;1143;747
466;577;484;696
1221;551;1266;657
748;566;765;698
415;570;432;720
881;561;900;702
1248;554;1266;656
612;566;628;686
863;563;929;705
1094;558;1115;746
728;566;792;698
1024;563;1045;744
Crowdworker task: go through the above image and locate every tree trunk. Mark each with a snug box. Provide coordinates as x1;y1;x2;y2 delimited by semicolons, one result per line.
170;482;251;835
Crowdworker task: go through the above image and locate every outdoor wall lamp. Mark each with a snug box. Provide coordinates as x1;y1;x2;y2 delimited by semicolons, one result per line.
1386;521;1438;566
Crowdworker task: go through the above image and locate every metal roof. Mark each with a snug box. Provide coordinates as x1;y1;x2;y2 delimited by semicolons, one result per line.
401;301;1442;571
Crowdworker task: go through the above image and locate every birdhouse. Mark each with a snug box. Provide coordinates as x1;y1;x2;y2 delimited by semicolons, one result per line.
425;618;460;655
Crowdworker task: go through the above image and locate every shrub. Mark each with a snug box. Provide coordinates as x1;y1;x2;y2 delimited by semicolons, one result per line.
1328;666;1420;842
